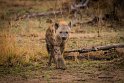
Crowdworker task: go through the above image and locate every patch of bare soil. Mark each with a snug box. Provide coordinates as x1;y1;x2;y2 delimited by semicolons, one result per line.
0;60;124;83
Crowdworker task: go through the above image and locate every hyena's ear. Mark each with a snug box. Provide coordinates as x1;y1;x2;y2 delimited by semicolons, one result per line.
46;19;53;23
68;21;72;28
55;23;59;30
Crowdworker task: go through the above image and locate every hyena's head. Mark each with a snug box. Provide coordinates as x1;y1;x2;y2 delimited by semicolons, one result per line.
54;21;72;41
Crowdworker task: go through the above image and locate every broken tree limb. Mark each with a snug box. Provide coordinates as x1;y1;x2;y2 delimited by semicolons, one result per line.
15;0;90;20
15;10;65;21
65;43;124;53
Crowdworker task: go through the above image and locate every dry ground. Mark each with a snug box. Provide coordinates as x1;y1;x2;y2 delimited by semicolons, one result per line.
0;59;124;83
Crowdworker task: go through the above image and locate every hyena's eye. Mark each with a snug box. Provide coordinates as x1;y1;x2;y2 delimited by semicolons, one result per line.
65;32;68;34
60;31;62;34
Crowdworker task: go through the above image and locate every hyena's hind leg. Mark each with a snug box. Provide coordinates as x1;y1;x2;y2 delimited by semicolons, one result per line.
46;44;53;66
48;54;53;66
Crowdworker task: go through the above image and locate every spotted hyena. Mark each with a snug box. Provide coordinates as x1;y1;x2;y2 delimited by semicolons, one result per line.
45;20;72;70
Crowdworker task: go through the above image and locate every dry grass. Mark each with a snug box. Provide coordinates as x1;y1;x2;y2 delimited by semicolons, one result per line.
0;31;20;66
0;30;47;66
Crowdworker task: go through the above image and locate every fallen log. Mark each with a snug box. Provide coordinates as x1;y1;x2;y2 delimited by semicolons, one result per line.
65;43;124;53
15;0;90;20
15;10;65;21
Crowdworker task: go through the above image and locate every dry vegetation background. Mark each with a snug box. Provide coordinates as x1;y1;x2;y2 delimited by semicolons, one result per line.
0;0;124;83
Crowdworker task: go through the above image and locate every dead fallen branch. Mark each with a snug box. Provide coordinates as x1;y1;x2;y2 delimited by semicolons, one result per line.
15;0;90;20
65;43;124;53
15;10;65;21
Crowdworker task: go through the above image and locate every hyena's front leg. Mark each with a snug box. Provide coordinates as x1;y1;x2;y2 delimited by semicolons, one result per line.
53;46;60;69
53;55;59;69
58;55;67;70
60;45;67;69
60;44;65;54
54;46;67;70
